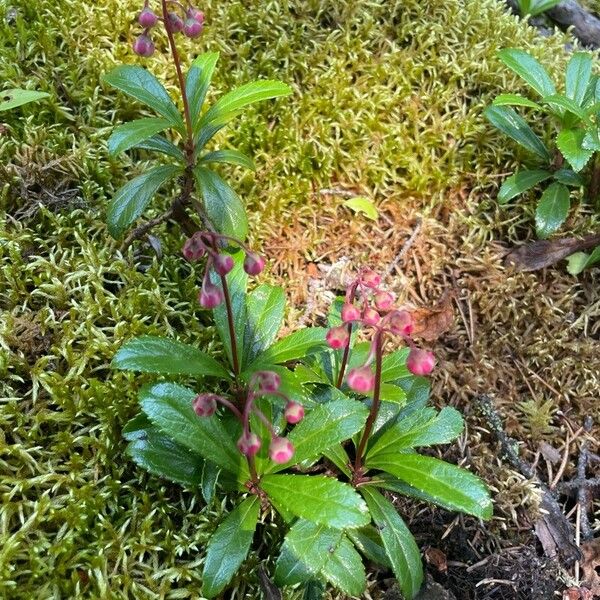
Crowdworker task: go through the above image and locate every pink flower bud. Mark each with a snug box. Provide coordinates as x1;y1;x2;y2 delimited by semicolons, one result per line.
406;348;435;376
213;253;234;276
132;34;155;57
199;282;223;308
192;393;218;417
362;307;381;326
347;366;375;393
388;310;414;336
183;17;203;38
237;432;261;456
166;11;184;32
187;7;205;23
326;325;349;349
374;291;395;311
138;7;158;27
243;252;265;276
182;236;205;261
255;371;281;392
341;302;361;323
269;437;294;464
361;269;381;288
284;401;304;424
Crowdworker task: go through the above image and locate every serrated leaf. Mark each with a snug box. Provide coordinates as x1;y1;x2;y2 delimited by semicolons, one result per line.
497;49;555;98
106;165;180;238
492;94;542;109
103;65;184;130
139;382;247;477
323;444;352;477
553;168;584;186
108;117;172;156
556;129;594;172
484;106;550;160
343;197;379;220
542;94;587;121
381;348;411;381
320;535;366;596
187;52;220;133
303;581;325;600
348;525;391;567
367;454;492;519
274;542;314;586
113;335;229;378
360;487;423;600
131;134;185;160
194;166;248;240
566;52;593;106
566;245;600;275
201;461;220;503
0;88;49;111
199;149;256;170
261;474;370;529
535;182;570;239
202;496;259;598
498;169;552;204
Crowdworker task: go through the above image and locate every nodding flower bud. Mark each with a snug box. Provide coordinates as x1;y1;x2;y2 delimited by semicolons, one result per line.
138;7;158;27
341;302;361;323
199;282;223;308
284;401;305;424
166;11;184;32
388;310;414;336
183;17;203;38
347;366;375;393
374;291;395;311
132;34;155;57
269;437;294;464
213;253;234;276
182;236;205;261
187;7;205;23
243;252;265;276
362;307;381;326
361;269;381;288
193;393;218;417
255;371;281;393
326;325;349;349
237;432;261;456
407;348;435;376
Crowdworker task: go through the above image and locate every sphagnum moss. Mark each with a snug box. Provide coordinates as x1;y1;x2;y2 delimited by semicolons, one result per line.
0;0;595;597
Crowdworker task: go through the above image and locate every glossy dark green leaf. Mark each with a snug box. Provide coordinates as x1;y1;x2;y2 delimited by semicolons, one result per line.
131;134;185;160
566;52;593;106
497;49;555;98
139;382;247;477
200;149;256;171
553;168;584;186
320;535;366;596
108;117;172;156
535;182;570;239
303;581;325;600
103;65;184;130
201;461;220;503
497;169;552;204
323;444;352;477
274;542;314;586
556;129;594;172
542;94;588;122
484;106;550;160
106;165;180;238
187;52;220;132
360;487;423;600
348;525;391;567
368;453;492;519
492;94;541;109
202;496;259;598
194;166;248;239
381;348;411;381
566;245;600;275
261;474;370;529
0;88;49;111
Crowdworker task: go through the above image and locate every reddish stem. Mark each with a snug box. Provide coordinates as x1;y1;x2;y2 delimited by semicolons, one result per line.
336;322;353;388
220;273;240;379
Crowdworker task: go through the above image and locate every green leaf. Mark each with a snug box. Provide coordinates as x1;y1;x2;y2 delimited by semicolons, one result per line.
194;166;248;240
266;399;369;474
187;52;220;133
556;129;594;172
107;117;172;156
367;454;492;519
347;525;391;567
369;383;407;405
202;496;259;598
553;168;584;186
360;487;423;600
201;461;220;503
381;348;411;381
497;49;556;98
566;52;593;106
113;335;229;378
0;88;49;111
527;0;562;15
248;328;328;370
535;182;570;239
274;541;314;586
106;165;180;238
261;474;370;528
343;197;379;220
139;382;248;477
131;134;185;160
582;129;600;152
498;169;552;204
303;581;325;600
199;149;256;171
243;284;285;367
492;94;542;110
324;444;352;477
483;106;550;160
566;245;600;275
103;65;184;130
542;94;587;121
320;535;366;596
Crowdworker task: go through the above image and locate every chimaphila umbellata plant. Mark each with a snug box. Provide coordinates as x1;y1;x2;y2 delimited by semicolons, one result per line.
103;0;291;245
484;48;600;271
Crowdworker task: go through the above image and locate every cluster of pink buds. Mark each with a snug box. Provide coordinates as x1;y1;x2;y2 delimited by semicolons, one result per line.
192;371;304;464
326;268;435;394
133;1;205;57
181;230;265;309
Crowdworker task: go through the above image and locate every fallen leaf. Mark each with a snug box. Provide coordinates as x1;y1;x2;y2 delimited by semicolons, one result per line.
424;546;448;574
411;291;454;341
581;539;600;596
